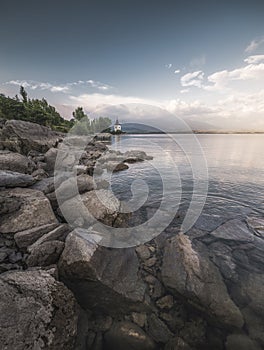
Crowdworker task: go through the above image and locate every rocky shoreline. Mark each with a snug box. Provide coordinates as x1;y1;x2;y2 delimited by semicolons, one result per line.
0;119;264;350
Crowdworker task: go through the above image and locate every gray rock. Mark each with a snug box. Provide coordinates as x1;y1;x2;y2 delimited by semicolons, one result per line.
28;224;70;252
210;219;254;243
225;334;262;350
105;161;129;172
161;234;244;328
0;150;35;174
55;173;95;201
104;321;156;350
58;189;121;226
156;295;174;309
136;245;151;260
30;177;55;194
165;337;193;350
147;313;173;343
27;240;65;267
44;147;58;174
0;188;58;234
246;216;264;237
0;269;78;349
31;168;49;180
1;119;62;155
131;312;147;327
14;223;59;249
59;231;147;314
0;170;36;187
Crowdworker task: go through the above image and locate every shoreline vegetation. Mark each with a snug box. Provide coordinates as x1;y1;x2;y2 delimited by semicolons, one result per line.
0;91;264;349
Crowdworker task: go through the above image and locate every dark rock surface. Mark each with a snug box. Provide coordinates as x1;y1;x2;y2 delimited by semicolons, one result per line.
0;269;79;350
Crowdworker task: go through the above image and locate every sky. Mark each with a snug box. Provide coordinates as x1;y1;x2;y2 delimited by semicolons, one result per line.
1;0;264;130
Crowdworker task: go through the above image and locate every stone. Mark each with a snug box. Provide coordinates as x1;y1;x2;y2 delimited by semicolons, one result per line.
105;161;129;172
31;168;48;180
246;216;264;237
210;219;254;243
58;231;147;314
147;313;173;344
55;174;95;202
0;170;36;188
14;223;59;249
161;234;244;328
165;337;193;350
0;269;79;349
131;312;147;327
44;147;58;174
28;224;70;251
26;240;65;267
225;334;262;350
156;295;174;309
30;177;55;194
136;245;151;260
104;321;156;350
1;119;62;155
8;251;22;263
0;188;58;234
58;189;121;227
144;257;157;267
0;150;35;174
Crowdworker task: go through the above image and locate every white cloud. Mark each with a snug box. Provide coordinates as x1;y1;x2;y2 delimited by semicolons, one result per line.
245;37;264;53
244;55;264;64
174;69;180;74
4;79;113;93
165;63;172;69
180;89;189;93
181;71;204;88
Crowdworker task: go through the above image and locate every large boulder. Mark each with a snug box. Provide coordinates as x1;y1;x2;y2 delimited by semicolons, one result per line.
0;150;35;174
161;234;244;329
0;119;62;155
0;188;58;234
59;231;147;314
0;269;79;350
0;170;36;188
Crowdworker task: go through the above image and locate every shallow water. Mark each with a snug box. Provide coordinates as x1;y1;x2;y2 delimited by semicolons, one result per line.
108;134;264;232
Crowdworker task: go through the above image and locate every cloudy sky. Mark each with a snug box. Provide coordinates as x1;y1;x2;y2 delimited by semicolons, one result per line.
1;0;264;130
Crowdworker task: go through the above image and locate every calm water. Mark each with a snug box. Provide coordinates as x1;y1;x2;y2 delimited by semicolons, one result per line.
108;134;264;232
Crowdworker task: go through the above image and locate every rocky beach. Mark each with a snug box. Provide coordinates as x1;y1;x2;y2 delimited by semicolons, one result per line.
0;119;264;350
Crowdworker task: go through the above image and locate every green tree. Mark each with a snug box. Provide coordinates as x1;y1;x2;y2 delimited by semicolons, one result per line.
20;86;28;104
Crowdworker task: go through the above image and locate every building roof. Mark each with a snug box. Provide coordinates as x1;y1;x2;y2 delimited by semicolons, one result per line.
114;118;120;125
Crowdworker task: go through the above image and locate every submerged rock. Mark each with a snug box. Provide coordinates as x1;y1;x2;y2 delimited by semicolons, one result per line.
161;234;244;329
0;269;79;350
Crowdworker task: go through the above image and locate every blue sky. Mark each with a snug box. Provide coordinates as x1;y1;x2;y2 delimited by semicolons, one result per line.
1;0;264;130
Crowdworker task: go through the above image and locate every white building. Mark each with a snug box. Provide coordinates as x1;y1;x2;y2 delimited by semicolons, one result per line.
114;118;122;132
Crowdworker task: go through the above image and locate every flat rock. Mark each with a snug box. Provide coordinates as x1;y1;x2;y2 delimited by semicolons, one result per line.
0;170;36;188
14;223;59;249
55;173;95;201
210;219;254;243
0;188;58;234
161;234;244;328
0;269;79;350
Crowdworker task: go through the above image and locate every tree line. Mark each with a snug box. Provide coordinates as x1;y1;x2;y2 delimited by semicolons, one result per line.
0;87;112;134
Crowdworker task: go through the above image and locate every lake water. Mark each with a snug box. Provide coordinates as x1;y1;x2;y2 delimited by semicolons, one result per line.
108;134;264;233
